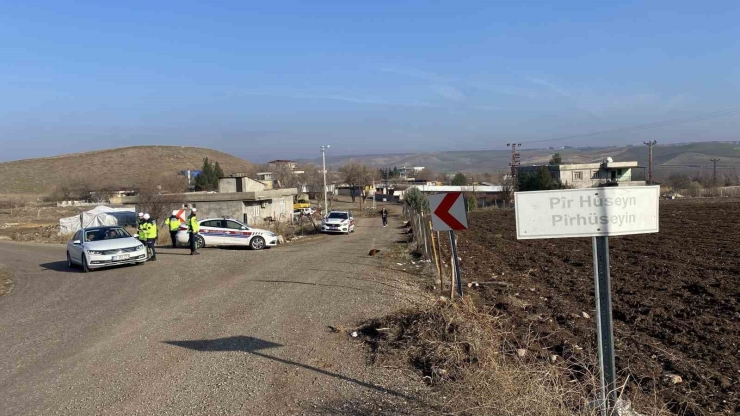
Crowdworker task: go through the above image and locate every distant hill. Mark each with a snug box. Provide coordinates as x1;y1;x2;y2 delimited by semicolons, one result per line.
0;146;256;195
303;142;740;176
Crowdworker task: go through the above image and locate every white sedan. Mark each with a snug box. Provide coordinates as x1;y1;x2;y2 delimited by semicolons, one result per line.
66;226;148;272
321;211;355;234
176;218;278;250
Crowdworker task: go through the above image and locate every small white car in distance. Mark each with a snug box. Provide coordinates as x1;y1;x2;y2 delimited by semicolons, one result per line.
321;211;355;234
66;226;148;272
175;218;278;250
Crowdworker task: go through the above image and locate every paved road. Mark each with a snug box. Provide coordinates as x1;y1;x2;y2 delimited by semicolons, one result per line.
0;217;429;415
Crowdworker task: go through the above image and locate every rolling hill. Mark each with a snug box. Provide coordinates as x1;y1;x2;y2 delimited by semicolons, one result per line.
0;146;256;195
305;142;740;176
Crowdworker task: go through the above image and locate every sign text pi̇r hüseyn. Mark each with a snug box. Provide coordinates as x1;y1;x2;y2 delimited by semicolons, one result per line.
549;195;637;228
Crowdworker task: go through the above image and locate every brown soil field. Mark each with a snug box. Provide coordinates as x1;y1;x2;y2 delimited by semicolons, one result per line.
455;198;739;415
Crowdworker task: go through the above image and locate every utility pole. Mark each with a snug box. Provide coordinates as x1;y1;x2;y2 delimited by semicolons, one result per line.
643;140;657;185
320;145;330;216
710;159;720;186
507;143;522;191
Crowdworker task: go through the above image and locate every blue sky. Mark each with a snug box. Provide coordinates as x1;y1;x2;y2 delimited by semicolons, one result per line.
1;1;739;162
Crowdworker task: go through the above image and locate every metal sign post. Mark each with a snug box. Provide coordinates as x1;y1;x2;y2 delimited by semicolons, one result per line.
449;231;462;297
593;236;617;413
429;192;469;299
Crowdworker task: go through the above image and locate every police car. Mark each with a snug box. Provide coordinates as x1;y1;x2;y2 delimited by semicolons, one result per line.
175;218;278;250
321;211;355;234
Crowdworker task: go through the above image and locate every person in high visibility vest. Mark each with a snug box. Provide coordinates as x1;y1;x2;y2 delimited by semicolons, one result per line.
187;208;200;255
164;215;180;248
142;213;157;261
137;212;147;245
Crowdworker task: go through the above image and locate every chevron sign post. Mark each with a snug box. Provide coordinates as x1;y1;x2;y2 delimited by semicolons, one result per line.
429;192;468;297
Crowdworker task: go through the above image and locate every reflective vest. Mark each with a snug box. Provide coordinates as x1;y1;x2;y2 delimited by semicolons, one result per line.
147;220;158;239
137;221;147;241
165;218;180;232
188;216;199;233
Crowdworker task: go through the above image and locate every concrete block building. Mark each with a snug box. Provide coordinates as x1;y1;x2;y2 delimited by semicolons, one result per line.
518;159;646;189
124;175;297;226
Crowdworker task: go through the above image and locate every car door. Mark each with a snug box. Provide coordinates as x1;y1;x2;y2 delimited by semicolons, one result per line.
70;230;84;262
199;220;224;246
349;213;355;231
223;220;250;246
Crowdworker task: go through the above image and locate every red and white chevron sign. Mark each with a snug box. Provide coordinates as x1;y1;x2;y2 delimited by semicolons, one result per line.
429;192;468;231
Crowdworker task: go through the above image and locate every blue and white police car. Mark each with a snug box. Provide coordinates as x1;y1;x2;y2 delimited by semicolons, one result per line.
176;218;278;250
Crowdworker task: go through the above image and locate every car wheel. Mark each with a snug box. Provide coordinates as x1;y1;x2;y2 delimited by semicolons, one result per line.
250;236;266;250
195;235;205;249
66;251;74;268
81;254;91;273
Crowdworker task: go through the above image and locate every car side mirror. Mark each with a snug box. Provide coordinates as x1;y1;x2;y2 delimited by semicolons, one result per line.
240;226;247;230
72;240;81;245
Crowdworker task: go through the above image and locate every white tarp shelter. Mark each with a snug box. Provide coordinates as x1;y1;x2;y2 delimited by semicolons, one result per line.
59;206;137;235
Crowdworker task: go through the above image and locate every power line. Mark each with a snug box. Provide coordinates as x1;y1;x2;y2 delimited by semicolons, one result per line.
526;106;740;145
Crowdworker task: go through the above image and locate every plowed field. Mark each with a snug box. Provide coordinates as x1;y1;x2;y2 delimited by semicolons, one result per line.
455;198;739;414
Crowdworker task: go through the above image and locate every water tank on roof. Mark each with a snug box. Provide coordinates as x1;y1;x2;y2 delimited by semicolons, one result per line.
603;157;614;164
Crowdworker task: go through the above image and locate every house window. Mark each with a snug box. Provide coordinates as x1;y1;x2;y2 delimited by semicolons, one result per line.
573;171;583;180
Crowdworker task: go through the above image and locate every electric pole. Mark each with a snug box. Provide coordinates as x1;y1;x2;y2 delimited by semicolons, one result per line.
643;140;657;185
320;145;330;216
710;159;720;186
507;143;522;191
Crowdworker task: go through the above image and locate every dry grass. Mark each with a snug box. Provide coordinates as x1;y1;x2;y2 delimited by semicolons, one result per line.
360;297;672;416
0;267;13;297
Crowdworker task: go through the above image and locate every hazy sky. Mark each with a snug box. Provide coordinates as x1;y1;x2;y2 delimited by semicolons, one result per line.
2;1;740;163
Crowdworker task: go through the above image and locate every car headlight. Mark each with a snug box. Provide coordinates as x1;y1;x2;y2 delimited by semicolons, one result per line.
135;244;145;250
88;250;103;255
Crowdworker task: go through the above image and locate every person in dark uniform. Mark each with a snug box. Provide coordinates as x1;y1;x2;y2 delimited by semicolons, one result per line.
381;207;388;227
187;208;200;255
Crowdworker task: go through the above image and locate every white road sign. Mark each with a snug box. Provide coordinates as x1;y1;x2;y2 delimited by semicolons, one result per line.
515;186;659;239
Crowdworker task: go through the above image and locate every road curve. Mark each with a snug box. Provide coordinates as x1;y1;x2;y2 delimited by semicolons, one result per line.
0;217;429;415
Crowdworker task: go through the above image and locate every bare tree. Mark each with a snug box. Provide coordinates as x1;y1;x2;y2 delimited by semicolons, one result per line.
414;168;437;181
135;175;187;225
272;163;300;189
339;161;373;204
495;171;514;205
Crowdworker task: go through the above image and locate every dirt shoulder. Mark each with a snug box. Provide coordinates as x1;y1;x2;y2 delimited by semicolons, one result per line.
0;269;12;297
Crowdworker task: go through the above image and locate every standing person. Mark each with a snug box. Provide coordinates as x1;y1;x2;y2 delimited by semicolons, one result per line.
142;214;157;261
137;212;147;246
381;207;388;227
147;214;158;261
164;214;180;248
187;208;200;255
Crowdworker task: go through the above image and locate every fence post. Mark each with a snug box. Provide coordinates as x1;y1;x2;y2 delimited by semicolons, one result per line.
429;222;442;289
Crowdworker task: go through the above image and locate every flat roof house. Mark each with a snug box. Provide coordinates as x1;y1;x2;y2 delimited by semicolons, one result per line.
518;159;646;189
123;175;297;226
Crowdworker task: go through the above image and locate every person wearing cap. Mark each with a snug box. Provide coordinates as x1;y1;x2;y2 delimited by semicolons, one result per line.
187;208;200;255
164;214;180;248
137;212;148;245
145;213;158;261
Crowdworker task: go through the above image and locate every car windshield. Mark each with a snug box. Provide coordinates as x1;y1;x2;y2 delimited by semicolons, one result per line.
85;228;130;242
327;213;348;220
